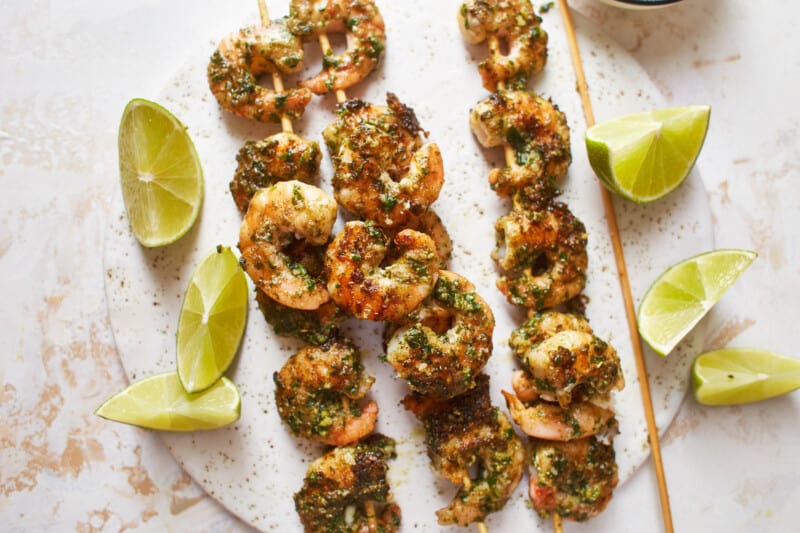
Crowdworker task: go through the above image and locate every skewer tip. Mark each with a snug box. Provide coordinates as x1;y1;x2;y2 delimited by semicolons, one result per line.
257;0;269;27
552;513;564;533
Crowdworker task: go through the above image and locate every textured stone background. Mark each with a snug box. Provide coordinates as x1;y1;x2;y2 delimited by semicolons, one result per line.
1;0;797;531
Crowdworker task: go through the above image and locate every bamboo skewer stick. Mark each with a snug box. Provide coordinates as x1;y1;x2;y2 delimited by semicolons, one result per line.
552;514;563;533
317;33;349;104
490;34;563;533
555;2;674;532
257;0;294;133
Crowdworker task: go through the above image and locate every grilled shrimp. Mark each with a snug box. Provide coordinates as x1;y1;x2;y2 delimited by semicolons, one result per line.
256;290;344;346
385;271;494;399
325;221;439;322
508;311;593;360
502;391;618;441
495;202;588;310
294;434;401;532
512;329;624;407
384;209;453;269
239;181;338;310
470;90;570;198
208;20;312;122
323;95;444;228
458;0;548;91
230;133;322;214
288;0;385;94
404;375;525;526
530;437;618;521
274;339;377;445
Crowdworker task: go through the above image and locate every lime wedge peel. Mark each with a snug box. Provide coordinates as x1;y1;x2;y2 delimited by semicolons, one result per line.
586;105;710;203
693;348;800;405
95;372;241;431
637;249;757;356
119;98;204;247
176;246;249;393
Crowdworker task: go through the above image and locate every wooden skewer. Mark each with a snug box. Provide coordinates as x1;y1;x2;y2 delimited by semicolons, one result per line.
318;33;349;104
257;0;294;133
555;2;674;532
552;513;564;533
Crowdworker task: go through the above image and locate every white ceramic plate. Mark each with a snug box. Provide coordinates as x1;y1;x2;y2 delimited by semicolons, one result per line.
104;1;713;530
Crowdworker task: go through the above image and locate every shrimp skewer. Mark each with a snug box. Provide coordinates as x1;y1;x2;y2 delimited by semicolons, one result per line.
289;2;444;231
281;3;394;528
224;2;345;346
458;2;620;530
227;2;324;215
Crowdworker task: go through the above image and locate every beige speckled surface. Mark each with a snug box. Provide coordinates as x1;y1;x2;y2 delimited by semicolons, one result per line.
2;0;798;531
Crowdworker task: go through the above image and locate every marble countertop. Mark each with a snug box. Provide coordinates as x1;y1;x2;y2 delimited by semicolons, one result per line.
2;0;797;531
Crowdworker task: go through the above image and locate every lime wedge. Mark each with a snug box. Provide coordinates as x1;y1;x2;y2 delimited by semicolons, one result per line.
693;348;800;405
177;246;248;393
638;249;757;356
586;105;710;203
119;98;204;247
95;372;241;431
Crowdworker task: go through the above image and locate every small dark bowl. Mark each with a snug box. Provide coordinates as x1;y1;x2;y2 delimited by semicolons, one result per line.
597;0;684;8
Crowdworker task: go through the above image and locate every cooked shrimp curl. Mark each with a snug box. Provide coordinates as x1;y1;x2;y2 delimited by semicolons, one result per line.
385;271;495;399
530;436;619;521
323;95;444;228
509;310;593;358
274;339;377;446
294;434;401;532
495;202;588;310
239;181;338;310
208;20;312;122
230;133;322;214
384;209;453;269
288;0;385;94
458;0;548;91
512;329;624;408
502;391;618;442
404;375;525;526
470;90;570;198
325;221;439;322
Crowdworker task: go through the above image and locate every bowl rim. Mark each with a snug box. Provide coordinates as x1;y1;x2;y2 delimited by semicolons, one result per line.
601;0;684;6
